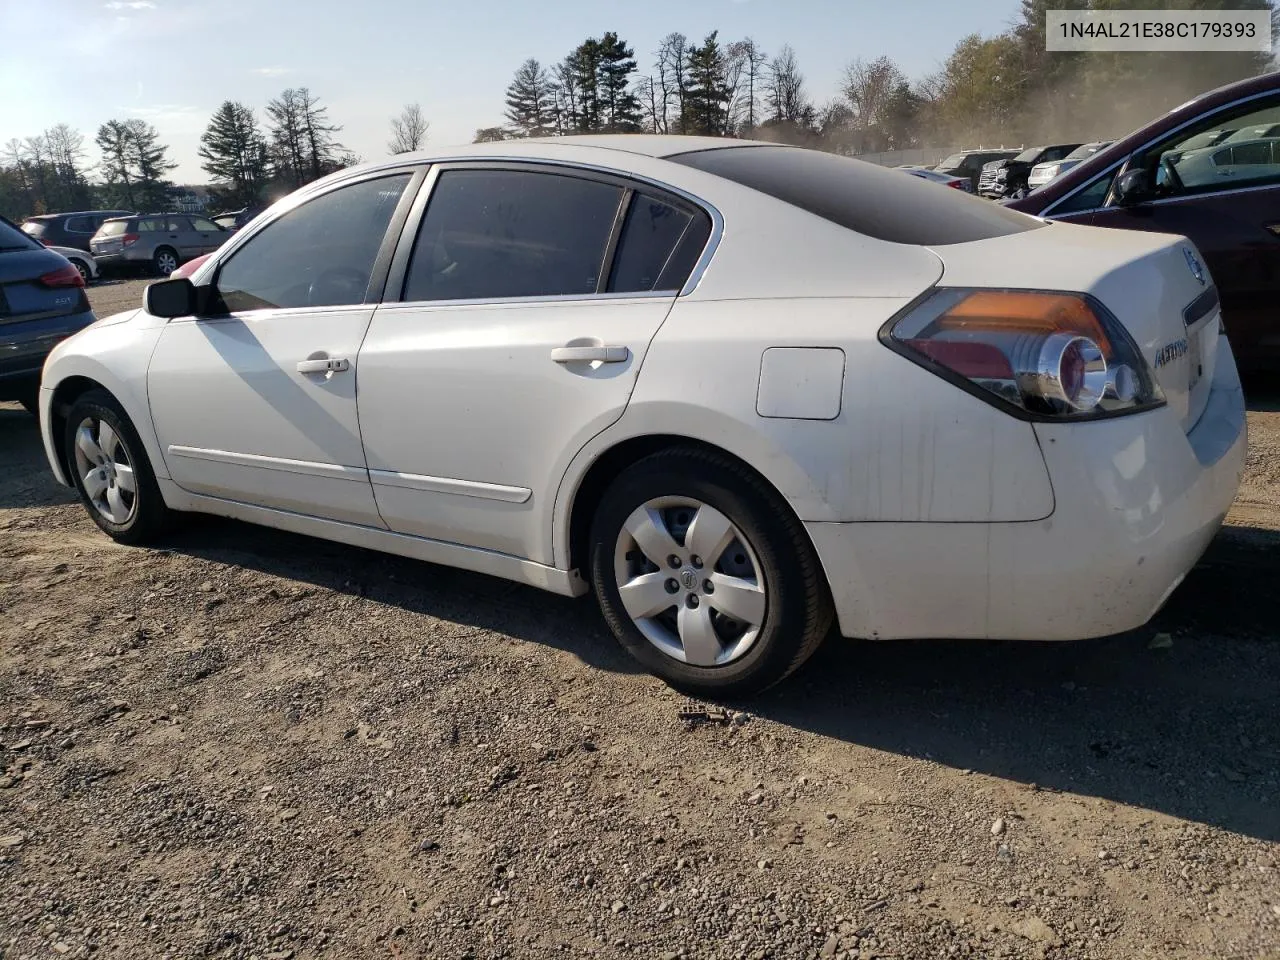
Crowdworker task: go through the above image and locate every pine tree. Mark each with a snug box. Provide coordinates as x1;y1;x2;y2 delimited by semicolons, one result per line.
683;32;731;136
95;120;138;209
199;101;271;208
597;33;642;132
504;59;556;137
124;119;177;210
563;39;603;132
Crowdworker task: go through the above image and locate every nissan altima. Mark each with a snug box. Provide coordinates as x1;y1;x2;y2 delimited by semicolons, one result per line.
37;136;1246;695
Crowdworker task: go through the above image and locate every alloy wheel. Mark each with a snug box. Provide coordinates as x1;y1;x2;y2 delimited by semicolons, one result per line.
156;251;177;276
613;497;767;667
72;416;138;525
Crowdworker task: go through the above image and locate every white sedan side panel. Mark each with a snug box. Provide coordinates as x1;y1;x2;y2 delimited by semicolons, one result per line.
357;297;675;563
553;297;1056;565
148;308;383;526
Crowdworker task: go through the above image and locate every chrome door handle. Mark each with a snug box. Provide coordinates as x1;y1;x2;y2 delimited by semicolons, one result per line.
550;345;629;363
297;357;350;374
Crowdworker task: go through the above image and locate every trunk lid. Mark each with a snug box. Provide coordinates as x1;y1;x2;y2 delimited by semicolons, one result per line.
927;220;1218;432
0;249;88;325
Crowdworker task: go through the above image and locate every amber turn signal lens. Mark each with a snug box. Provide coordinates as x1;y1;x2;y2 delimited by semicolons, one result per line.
932;291;1114;361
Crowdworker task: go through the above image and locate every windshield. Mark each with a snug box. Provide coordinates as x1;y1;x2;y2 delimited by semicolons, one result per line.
98;220;130;236
0;217;41;251
1014;148;1042;162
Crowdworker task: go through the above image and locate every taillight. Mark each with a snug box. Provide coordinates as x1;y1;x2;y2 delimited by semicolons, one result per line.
947;180;965;189
122;233;140;247
38;264;86;288
886;288;1162;419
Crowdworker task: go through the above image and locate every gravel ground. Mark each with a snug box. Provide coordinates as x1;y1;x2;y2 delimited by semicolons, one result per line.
1;281;1277;960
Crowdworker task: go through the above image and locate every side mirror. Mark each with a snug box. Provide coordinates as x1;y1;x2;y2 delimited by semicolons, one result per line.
144;277;197;318
1112;168;1154;206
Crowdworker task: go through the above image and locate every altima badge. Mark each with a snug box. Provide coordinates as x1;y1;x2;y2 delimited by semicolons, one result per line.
1184;248;1205;286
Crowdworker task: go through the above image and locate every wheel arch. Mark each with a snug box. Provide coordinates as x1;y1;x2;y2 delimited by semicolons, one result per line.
559;430;832;602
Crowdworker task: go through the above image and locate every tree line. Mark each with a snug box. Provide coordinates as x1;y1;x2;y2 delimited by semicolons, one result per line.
488;0;1276;152
0;91;431;222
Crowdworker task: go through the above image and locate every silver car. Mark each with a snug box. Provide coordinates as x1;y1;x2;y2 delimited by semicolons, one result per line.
90;214;230;276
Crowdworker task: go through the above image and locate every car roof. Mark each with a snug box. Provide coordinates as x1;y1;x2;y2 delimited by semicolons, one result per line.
27;209;132;220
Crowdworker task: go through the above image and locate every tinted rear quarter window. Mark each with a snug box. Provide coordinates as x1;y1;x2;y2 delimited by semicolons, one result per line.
608;193;710;293
668;146;1043;246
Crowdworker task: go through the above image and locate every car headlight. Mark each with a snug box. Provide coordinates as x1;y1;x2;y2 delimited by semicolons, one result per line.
883;288;1165;419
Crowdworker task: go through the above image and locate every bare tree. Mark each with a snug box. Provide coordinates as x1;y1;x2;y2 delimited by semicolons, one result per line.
736;39;768;132
656;32;688;134
635;75;661;134
388;103;429;154
765;45;809;124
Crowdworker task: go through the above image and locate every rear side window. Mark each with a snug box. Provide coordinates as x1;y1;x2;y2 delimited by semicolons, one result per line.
136;218;163;232
669;146;1043;246
404;169;623;302
607;193;711;293
213;172;411;313
98;220;130;236
167;217;191;231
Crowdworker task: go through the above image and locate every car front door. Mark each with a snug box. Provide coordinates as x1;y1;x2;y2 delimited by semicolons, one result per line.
163;216;201;261
1054;92;1280;370
355;164;713;564
190;215;230;254
146;169;420;525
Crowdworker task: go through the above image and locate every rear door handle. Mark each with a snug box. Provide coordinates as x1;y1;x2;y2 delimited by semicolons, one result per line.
297;357;350;374
550;345;629;363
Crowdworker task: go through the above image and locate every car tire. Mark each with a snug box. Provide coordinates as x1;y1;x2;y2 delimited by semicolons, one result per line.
589;446;833;697
70;258;90;284
64;389;173;545
152;247;178;277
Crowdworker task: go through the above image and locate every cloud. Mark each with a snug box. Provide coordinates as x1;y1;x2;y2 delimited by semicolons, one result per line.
105;1;156;9
251;66;293;77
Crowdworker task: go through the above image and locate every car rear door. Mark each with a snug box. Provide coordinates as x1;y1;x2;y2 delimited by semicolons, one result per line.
165;216;201;260
146;169;420;525
355;163;713;565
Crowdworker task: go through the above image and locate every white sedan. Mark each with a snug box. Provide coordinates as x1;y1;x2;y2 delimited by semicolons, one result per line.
47;245;99;284
37;136;1246;695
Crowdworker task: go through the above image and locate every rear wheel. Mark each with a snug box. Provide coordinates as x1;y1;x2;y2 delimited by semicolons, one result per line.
70;258;90;284
64;390;172;544
153;247;178;277
589;447;833;697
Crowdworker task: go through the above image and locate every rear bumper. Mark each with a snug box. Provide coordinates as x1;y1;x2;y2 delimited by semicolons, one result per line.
92;252;148;268
0;308;96;397
808;335;1247;641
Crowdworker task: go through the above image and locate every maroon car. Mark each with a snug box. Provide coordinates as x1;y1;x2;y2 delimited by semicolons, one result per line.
1008;71;1280;372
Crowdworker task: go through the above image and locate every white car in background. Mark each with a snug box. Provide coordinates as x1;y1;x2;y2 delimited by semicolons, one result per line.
1026;141;1113;192
46;245;99;285
36;136;1246;695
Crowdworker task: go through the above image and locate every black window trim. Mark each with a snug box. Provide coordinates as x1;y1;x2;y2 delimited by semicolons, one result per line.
1041;87;1280;219
191;165;427;320
381;159;720;307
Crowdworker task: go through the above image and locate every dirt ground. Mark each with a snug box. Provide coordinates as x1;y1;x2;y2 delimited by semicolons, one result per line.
1;279;1277;960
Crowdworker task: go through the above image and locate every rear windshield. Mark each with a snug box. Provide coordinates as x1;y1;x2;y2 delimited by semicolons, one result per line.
1014;148;1042;162
20;220;45;238
937;154;968;169
98;220;130;236
668;146;1043;246
2;218;40;250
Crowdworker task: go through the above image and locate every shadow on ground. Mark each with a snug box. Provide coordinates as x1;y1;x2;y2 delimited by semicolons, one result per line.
4;400;1277;843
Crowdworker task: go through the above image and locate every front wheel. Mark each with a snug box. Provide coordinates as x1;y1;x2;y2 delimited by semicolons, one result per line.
65;389;173;544
589;447;833;697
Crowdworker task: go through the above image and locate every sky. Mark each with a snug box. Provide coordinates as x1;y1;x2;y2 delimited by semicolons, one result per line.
0;0;1024;183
